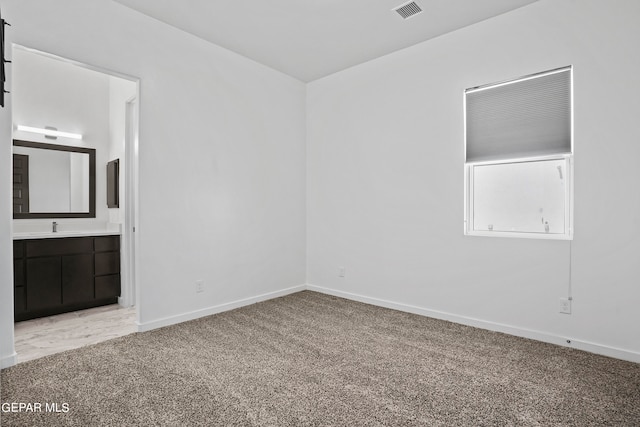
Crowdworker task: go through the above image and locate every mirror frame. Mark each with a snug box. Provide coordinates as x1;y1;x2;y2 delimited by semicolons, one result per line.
13;139;96;219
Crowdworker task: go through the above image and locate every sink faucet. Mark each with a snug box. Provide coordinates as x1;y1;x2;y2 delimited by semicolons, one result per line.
52;221;58;233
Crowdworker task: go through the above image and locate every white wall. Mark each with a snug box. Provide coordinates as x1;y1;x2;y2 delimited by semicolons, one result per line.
3;0;636;368
307;0;640;361
107;76;136;225
0;20;16;368
11;47;111;231
1;0;306;367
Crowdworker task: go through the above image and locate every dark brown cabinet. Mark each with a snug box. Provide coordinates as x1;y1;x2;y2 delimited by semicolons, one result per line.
61;254;94;305
13;235;121;321
26;257;62;311
13;243;26;315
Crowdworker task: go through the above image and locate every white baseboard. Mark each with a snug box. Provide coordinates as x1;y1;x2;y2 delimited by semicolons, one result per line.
1;352;17;369
306;284;640;364
5;283;637;367
137;284;306;333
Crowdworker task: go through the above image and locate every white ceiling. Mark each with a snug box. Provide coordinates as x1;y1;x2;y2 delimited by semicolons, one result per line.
113;0;539;82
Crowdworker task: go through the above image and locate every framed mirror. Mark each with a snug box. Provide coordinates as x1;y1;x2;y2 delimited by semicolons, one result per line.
12;139;96;218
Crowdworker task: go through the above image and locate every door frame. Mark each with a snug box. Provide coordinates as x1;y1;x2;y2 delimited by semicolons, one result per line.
120;95;139;311
12;44;141;325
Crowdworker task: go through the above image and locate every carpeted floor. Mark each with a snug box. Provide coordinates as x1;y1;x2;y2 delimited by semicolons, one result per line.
1;291;639;426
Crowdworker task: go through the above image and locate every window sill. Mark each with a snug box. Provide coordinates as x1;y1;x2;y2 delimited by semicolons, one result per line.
464;229;573;240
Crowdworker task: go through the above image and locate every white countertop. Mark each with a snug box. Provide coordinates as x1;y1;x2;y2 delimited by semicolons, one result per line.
13;230;121;240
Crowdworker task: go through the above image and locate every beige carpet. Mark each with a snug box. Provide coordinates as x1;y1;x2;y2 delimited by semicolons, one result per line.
1;291;639;426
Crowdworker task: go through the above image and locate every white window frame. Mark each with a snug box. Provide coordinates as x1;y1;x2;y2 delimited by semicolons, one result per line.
464;154;573;240
463;67;574;240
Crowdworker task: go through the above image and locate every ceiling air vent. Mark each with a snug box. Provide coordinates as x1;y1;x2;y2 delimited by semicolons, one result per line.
393;1;423;19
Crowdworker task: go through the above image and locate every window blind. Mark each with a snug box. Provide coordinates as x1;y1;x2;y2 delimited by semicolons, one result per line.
465;67;572;163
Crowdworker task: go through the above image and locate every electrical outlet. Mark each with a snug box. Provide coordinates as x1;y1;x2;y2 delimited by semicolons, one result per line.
195;280;205;293
338;266;346;277
559;297;571;314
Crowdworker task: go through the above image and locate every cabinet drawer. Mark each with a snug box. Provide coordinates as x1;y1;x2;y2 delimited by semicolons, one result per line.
95;274;120;299
95;252;120;275
26;237;93;257
95;236;119;252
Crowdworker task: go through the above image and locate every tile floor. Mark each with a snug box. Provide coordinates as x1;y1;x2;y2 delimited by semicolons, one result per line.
14;304;137;364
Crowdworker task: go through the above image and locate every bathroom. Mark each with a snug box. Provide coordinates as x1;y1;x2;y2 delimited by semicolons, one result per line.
10;46;138;360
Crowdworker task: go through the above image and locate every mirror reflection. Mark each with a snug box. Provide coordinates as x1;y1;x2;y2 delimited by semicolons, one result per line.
13;140;96;218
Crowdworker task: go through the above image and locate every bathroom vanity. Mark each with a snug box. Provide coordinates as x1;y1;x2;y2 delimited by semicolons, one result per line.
13;232;121;321
11;138;124;321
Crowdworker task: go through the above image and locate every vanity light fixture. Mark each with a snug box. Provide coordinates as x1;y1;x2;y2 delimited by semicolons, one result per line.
16;125;82;140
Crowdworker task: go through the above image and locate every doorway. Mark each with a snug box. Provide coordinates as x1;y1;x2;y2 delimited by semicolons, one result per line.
10;45;140;362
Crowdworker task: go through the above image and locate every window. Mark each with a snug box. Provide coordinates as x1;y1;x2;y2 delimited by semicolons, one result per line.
464;67;573;239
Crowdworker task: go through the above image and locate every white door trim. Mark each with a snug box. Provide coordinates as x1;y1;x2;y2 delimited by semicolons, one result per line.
119;95;139;313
